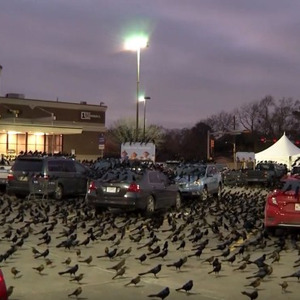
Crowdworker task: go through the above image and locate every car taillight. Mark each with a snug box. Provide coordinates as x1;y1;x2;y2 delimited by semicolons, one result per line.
128;182;140;192
7;174;14;181
88;181;97;192
0;270;7;299
268;196;278;206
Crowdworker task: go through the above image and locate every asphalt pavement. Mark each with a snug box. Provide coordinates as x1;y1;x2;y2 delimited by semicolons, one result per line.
0;186;299;300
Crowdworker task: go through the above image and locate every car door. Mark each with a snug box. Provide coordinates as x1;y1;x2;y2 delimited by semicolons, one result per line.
148;171;168;209
74;162;89;195
206;165;219;194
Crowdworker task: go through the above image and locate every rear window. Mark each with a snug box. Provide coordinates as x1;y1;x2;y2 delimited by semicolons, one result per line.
12;159;43;172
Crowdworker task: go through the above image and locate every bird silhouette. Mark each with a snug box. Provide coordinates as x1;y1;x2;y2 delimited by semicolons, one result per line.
68;286;82;298
135;253;147;264
124;275;141;287
70;273;84;284
6;286;14;298
176;240;186;250
175;280;193;293
139;264;162;278
79;255;93;265
241;289;258;300
112;266;126;279
279;281;288;293
33;264;45;274
281;269;300;280
148;287;170;299
11;267;21;278
34;249;49;259
106;258;126;271
59;264;79;276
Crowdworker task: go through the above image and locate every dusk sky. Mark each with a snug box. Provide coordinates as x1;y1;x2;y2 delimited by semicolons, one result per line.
1;1;300;129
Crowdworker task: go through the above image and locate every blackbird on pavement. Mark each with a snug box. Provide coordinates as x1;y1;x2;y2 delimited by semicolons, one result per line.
68;286;82;298
139;264;162;278
124;275;141;287
175;280;193;293
148;287;170;299
241;289;258;300
59;264;79;276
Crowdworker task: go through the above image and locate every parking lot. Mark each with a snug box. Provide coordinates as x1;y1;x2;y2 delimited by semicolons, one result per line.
1;186;300;300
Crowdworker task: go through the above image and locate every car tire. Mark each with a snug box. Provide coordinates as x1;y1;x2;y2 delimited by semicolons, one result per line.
213;184;222;200
145;195;155;214
201;186;208;201
174;192;182;211
55;184;63;200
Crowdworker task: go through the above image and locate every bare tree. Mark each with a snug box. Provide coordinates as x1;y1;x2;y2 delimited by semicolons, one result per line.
203;111;235;133
236;101;260;132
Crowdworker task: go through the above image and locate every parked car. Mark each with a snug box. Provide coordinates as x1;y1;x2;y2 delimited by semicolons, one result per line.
291;165;300;175
0;269;8;300
245;162;287;186
6;155;91;200
222;169;247;186
86;167;181;214
173;163;223;200
264;174;300;234
0;159;12;189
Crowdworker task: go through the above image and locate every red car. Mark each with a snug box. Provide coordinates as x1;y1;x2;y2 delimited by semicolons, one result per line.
264;175;300;233
0;269;7;300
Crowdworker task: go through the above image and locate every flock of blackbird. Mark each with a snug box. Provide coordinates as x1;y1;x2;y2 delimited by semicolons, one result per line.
0;185;300;299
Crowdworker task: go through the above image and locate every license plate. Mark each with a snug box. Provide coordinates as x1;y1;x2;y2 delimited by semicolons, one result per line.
106;187;117;193
295;203;300;211
19;176;28;181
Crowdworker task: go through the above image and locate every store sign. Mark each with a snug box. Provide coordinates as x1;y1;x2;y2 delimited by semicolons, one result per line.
81;112;101;120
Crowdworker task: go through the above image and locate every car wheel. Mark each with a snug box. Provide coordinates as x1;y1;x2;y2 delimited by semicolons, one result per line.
174;192;182;211
201;186;208;201
146;195;155;214
55;184;63;200
214;184;222;200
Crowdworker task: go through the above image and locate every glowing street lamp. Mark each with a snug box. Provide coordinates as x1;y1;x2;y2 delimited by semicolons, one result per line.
139;96;151;141
125;35;149;141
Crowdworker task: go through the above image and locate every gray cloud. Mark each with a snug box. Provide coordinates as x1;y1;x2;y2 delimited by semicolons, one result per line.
1;0;300;129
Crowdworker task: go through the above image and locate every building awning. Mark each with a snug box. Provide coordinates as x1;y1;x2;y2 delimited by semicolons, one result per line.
0;122;83;135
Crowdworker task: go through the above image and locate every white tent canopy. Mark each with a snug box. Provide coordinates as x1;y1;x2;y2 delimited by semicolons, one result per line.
255;133;300;169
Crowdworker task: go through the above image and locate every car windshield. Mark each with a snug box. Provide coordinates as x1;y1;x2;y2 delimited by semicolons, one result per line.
99;169;143;183
12;159;43;172
280;179;300;192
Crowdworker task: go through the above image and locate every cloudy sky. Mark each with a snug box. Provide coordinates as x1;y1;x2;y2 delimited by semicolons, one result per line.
1;0;300;129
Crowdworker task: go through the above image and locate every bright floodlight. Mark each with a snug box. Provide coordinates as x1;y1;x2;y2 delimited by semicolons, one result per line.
125;35;149;51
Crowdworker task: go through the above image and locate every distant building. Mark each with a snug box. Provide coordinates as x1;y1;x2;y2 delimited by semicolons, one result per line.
0;94;107;160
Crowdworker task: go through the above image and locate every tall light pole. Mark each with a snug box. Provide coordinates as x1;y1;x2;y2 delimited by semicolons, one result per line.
125;35;149;142
139;96;151;142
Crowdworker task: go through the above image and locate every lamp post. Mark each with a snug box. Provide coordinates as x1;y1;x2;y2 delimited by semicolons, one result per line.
139;96;151;141
125;35;149;142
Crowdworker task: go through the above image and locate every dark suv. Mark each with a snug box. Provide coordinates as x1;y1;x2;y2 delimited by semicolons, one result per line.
6;155;90;200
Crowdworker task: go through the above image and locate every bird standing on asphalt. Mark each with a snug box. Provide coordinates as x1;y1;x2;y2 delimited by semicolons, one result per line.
68;286;82;298
112;266;126;279
6;286;14;298
135;253;147;264
166;258;184;271
11;267;21;278
148;287;170;299
124;275;141;287
175;280;193;293
70;273;84;284
79;255;93;265
106;258;126;271
281;269;300;280
279;281;288;293
241;289;258;300
59;264;79;276
33;264;45;274
139;264;162;278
